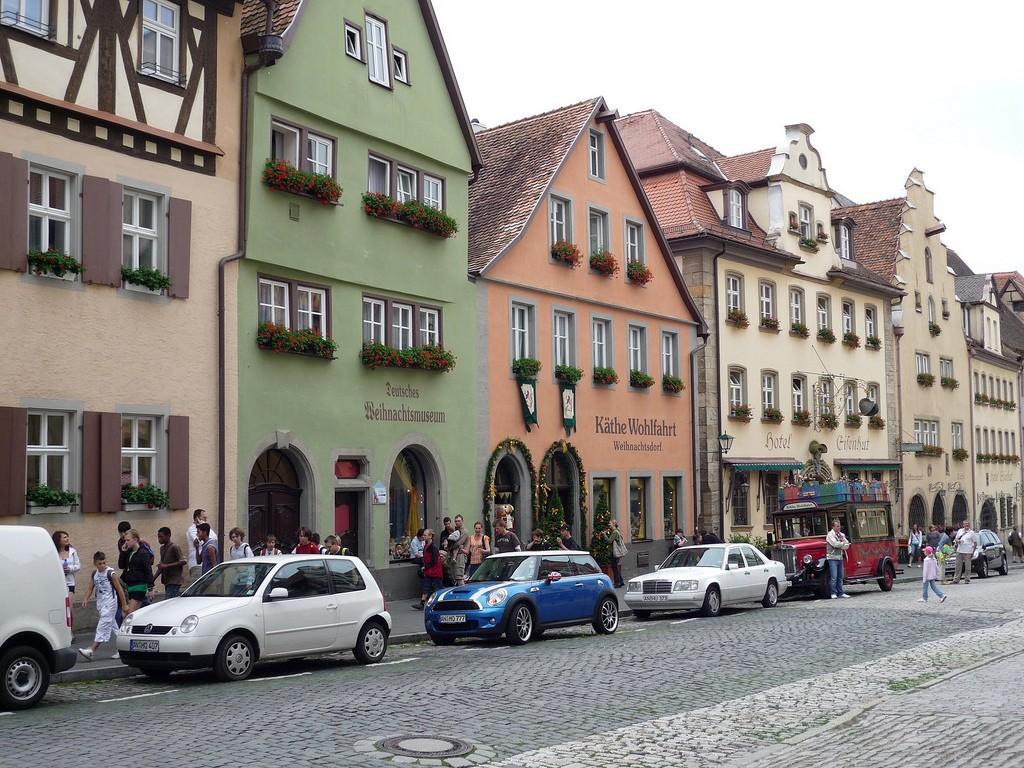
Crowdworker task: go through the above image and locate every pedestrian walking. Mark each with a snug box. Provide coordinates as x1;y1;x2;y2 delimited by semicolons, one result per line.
52;531;80;630
228;527;255;559
952;520;978;584
908;525;924;566
259;534;281;556
1009;526;1023;563
925;525;941;552
558;524;580;551
492;521;522;553
196;523;219;575
292;527;319;554
826;518;851;599
412;529;443;610
156;526;186;598
187;509;217;581
609;520;627;588
120;529;155;613
918;546;948;603
324;534;350;556
466;521;491;579
78;552;128;660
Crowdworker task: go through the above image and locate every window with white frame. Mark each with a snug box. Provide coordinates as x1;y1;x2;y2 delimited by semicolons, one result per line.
419;307;439;346
844;381;856;415
625;221;644;264
296;286;326;333
726;274;743;312
865;306;876;338
364;15;389;86
550;196;570;244
140;0;179;82
818;378;834;411
728;369;745;408
628;325;646;373
553;311;573;367
759;282;775;320
28;167;71;256
662;332;678;377
914;419;939;447
344;22;362;60
588;130;605;179
423;176;443;210
396;167;417;204
727;188;743;228
26;411;69;491
952;422;963;451
816;295;831;330
271;121;300;166
792;376;806;413
122;190;161;272
761;371;777;410
790;287;804;324
306;133;332;177
121;415;157;488
368;155;390;195
362;297;385;343
511;303;532;361
939;358;953;380
391;303;413;350
592;318;610;369
392;49;409;84
842;301;854;335
838;223;852;259
927;296;936;324
259;278;289;326
799;204;813;239
916;352;930;375
2;0;49;36
589;209;608;255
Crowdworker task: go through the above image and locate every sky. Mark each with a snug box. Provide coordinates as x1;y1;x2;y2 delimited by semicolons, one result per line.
433;0;1024;275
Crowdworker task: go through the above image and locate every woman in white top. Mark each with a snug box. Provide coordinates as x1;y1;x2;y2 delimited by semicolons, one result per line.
228;527;255;559
53;530;81;635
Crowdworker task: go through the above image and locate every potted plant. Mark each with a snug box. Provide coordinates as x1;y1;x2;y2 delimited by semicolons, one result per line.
512;358;542;379
759;316;780;331
257;322;338;360
792;410;812;426
816;327;836;344
589;249;619;276
842;332;860;349
554;364;583;384
25;485;78;515
865;335;882;350
816;223;829;243
974;393;987;404
920;445;944;458
799;237;819;251
626;260;653;286
868;415;886;429
361;192;398;218
940;377;959;390
818;412;839;430
726;308;750;328
729;404;753;422
262;160;342;205
917;373;935;387
551;241;582;268
629;370;655;389
662;374;685;394
928;321;941;337
27;249;83;279
790;322;810;339
359;343;457;372
396;199;458;238
845;413;862;428
122;266;172;293
121;482;170;511
952;448;969;462
787;212;800;233
761;407;784;423
593;367;618;385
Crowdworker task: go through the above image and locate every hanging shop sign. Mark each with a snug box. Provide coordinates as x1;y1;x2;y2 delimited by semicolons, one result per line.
560;381;576;435
517;377;538;432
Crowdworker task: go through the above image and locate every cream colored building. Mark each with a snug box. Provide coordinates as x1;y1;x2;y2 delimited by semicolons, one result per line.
0;1;243;600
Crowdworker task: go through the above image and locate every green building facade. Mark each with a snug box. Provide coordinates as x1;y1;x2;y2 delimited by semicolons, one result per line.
237;0;481;592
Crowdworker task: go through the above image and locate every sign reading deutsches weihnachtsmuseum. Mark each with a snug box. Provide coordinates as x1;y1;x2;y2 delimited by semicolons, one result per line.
594;415;679;453
364;382;447;424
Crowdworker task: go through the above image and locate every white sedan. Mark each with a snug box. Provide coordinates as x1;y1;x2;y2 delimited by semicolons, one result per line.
624;543;789;619
116;555;392;681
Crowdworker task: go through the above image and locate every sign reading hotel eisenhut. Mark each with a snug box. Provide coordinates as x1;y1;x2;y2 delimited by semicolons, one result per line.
764;431;872;453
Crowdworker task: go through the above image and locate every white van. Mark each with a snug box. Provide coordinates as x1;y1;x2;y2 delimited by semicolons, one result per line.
0;525;77;709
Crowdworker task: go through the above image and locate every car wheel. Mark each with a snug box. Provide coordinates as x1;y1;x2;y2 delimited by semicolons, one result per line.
0;646;48;710
506;603;534;645
877;563;895;592
353;620;388;664
593;597;619;634
978;558;989;579
998;556;1009;576
700;585;722;617
213;634;255;682
761;579;779;608
633;610;651;621
137;667;173;680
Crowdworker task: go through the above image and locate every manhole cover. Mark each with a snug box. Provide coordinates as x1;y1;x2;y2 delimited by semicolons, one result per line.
377;735;473;758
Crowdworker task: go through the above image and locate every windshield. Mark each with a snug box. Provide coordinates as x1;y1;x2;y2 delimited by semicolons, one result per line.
775;512;830;541
468;556;536;583
182;563;275;598
662;547;724;569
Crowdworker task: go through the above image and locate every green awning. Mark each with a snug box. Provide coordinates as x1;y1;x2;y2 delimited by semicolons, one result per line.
834;460;902;470
725;461;803;471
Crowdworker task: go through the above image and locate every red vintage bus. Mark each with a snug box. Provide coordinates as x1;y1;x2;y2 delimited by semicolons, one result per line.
768;481;900;597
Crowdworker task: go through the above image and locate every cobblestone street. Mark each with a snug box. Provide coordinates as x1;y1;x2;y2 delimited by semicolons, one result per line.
3;571;1023;768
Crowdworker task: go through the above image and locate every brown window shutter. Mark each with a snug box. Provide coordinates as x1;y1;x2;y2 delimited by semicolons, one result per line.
0;406;28;516
81;176;123;287
82;411;123;513
167;197;191;299
167;415;189;509
0;153;29;272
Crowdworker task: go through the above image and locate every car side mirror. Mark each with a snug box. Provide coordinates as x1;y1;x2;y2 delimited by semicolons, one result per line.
654;564;661;571
267;587;289;600
724;562;732;571
545;571;562;583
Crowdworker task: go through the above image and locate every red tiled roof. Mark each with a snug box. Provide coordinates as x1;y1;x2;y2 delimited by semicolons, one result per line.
241;0;301;36
717;148;774;184
615;110;725;178
468;98;600;275
831;198;905;282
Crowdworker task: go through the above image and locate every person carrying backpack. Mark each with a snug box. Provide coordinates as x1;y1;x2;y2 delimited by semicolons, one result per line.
79;551;129;660
120;529;155;613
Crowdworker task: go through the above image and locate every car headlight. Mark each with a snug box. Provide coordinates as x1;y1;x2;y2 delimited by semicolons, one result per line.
487;588;508;607
627;581;640;593
121;614;134;634
673;580;699;592
179;615;199;634
803;554;814;565
426;592;440;607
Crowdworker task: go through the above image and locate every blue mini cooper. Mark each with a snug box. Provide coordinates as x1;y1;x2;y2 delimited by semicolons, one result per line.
424;551;619;645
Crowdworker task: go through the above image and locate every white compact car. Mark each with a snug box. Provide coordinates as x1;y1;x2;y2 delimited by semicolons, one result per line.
625;543;789;619
116;555;392;681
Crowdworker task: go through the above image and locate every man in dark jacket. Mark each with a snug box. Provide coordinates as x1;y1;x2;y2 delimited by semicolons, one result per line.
120;529;154;613
699;529;722;545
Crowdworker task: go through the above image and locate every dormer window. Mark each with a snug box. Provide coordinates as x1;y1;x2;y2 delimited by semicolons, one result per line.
799;204;813;240
727;188;744;228
588;130;605;180
838;224;852;259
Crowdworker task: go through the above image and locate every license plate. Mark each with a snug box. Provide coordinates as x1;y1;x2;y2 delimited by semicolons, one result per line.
129;639;160;652
642;595;669;602
438;614;466;624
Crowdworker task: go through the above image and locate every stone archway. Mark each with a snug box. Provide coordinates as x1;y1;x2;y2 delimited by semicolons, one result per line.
908;494;926;530
388;444;443;548
248;448;307;552
931;494;946;528
952;492;968;525
482;437;537;539
538;441;588;546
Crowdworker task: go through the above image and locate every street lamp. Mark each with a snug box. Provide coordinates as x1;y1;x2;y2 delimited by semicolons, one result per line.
719;432;734;455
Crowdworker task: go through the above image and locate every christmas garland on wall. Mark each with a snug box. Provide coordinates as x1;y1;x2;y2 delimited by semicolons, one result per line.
537;439;589;548
481;437;537;537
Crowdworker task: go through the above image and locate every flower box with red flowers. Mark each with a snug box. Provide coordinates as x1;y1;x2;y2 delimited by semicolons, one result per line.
359;342;457;372
868;415;886;430
817;412;839;430
27;249;82;279
759;316;780;331
790;322;810;338
917;373;935;387
121;482;170;510
262;160;341;206
816;327;836;344
361;193;458;238
952;448;969;462
626;260;653;286
551;241;583;268
726;308;750;328
865;335;882;350
792;410;812;426
555;364;583;384
593;367;618;385
729;404;753;422
761;407;784;423
257;322;338;360
629;370;655;389
842;332;860;349
662;374;685;394
589;249;619;276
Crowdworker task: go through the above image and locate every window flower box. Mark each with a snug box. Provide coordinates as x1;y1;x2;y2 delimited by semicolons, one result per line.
662;374;685;394
799;237;819;252
554;364;583;384
817;412;839;430
121;483;170;511
626;260;653;286
27;249;82;279
258;322;338;360
787;212;799;232
791;410;812;426
790;322;810;339
25;485;78;515
759;316;780;331
726;308;749;328
865;335;882;350
919;445;944;458
868;415;886;430
122;266;171;293
1006;401;1017;412
262;160;341;206
360;342;456;372
589;249;619;276
842;332;860;349
551;240;582;268
1010;454;1021;464
940;377;959;390
816;224;829;243
952;448;969;462
761;407;784;423
845;414;862;428
916;373;935;387
361;193;458;238
975;393;989;405
593;367;618;385
729;404;753;422
928;322;941;337
512;358;542;379
816;327;836;344
629;370;655;389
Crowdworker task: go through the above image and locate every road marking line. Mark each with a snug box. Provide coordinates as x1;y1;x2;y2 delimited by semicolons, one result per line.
376;658;419;666
0;712;13;717
100;689;177;703
247;672;312;682
670;618;697;625
624;628;648;632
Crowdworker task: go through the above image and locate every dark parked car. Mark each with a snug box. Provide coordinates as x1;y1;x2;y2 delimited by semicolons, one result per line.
943;529;1008;579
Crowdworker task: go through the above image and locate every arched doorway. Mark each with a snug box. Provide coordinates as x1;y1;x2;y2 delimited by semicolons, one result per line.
931;494;946;528
544;450;579;541
248;449;302;552
980;499;997;531
908;494;926;530
388;445;441;559
952;492;968;525
494;454;530;539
